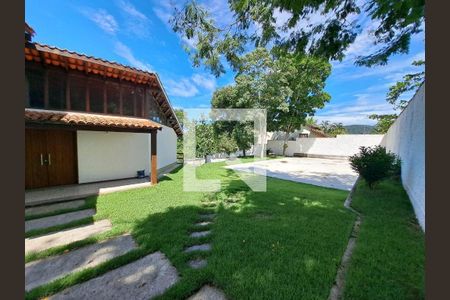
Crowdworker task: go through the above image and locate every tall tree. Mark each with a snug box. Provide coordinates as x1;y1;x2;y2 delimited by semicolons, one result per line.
170;0;424;76
320;121;347;136
212;48;331;156
195;119;216;162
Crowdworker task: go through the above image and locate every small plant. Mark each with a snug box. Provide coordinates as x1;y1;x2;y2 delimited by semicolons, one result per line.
349;145;401;189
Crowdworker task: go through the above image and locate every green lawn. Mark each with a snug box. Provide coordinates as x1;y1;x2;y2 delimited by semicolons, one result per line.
25;161;424;300
343;178;425;299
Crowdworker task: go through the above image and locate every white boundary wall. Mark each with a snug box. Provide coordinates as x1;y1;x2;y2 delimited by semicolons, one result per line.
267;135;384;157
381;84;425;230
77;124;177;183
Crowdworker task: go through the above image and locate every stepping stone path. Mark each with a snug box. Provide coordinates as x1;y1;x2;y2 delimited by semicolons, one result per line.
49;251;179;300
185;209;217;271
190;230;211;238
188;285;227;300
25;234;136;291
25;199;86;216
25;208;95;232
25;219;112;253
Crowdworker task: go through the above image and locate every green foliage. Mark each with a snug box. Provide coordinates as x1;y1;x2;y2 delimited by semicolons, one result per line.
387;60;425;110
319;120;347;136
369;113;397;133
170;0;424;75
195;119;216;159
174;109;185;156
349;145;400;189
215;133;239;155
211;48;331;156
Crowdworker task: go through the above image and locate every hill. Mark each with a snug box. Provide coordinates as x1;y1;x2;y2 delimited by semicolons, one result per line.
344;125;375;134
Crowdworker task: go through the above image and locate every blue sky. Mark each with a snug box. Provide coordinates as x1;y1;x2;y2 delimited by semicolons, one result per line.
26;0;425;125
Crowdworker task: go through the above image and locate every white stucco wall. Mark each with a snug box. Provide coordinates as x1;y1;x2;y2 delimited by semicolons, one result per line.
77;124;177;183
267;134;384;157
381;84;425;230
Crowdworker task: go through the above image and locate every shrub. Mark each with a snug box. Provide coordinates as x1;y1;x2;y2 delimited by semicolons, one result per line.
349;145;401;189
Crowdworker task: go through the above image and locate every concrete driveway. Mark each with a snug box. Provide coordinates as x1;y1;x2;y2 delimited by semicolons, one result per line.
225;157;358;191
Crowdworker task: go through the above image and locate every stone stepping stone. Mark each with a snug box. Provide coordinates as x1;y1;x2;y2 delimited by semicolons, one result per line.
187;259;207;269
188;285;227;300
25;234;136;291
190;231;211;238
25;219;112;254
25;199;86;217
48;251;179;300
199;213;216;220
194;221;212;227
184;244;211;253
25;209;96;232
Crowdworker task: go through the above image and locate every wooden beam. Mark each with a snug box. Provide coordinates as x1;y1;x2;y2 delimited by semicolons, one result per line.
103;81;107;113
44;69;49;108
85;79;90;112
151;130;158;185
66;75;71;110
119;83;123;115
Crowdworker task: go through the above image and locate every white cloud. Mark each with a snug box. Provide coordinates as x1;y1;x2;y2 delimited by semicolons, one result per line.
165;78;199;97
192;74;217;91
116;0;151;38
114;42;153;72
83;9;118;34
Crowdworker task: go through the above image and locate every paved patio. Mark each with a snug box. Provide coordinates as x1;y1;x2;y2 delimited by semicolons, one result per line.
225;157;358;190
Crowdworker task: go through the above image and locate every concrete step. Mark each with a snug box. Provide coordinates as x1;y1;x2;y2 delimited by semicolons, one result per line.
188;285;227;300
25;209;96;232
25;234;136;291
48;251;179;300
25;199;86;217
25;219;112;254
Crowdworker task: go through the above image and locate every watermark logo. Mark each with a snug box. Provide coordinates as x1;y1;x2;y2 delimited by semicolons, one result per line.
183;108;267;192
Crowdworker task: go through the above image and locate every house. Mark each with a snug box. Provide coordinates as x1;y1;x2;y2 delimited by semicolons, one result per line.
267;125;328;141
24;23;182;189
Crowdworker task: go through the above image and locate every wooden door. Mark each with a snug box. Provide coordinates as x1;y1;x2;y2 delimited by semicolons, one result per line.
25;129;77;189
25;129;49;189
46;130;78;186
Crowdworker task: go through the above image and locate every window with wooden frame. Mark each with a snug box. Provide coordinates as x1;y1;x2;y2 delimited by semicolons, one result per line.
48;69;66;110
122;85;135;116
106;83;120;114
25;67;45;108
89;79;104;113
135;87;144;118
69;75;87;112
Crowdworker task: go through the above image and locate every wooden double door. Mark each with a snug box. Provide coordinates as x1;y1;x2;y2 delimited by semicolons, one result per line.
25;129;78;189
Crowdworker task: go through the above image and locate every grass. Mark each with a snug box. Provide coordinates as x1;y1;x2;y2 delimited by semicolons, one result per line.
343;178;425;300
26;160;355;300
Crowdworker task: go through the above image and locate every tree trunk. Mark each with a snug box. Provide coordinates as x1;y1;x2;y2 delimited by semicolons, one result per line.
243;149;246;157
282;132;289;156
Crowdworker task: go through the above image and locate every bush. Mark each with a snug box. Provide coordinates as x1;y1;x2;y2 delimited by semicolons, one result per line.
349;146;401;189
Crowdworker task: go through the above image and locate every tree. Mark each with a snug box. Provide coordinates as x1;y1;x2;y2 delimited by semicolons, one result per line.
170;0;424;76
305;117;318;127
195;119;216;162
174;108;185;157
369;114;397;134
370;59;424;133
211;48;331;156
216;133;239;156
320;121;347;136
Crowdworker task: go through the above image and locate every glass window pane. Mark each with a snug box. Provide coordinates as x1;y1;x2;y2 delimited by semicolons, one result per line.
26;68;45;108
89;80;104;113
122;86;135;116
70;76;86;111
48;70;66;110
106;84;120;114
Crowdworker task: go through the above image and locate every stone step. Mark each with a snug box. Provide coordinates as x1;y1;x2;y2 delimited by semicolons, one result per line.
25;219;112;254
25;199;86;217
199;213;216;220
25;234;136;291
194;221;212;227
188;285;227;300
25;209;96;232
189;231;211;238
187;259;207;269
49;251;179;300
184;244;211;253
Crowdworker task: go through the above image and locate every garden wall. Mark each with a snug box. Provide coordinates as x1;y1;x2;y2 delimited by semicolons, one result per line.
267;135;384;158
380;84;425;230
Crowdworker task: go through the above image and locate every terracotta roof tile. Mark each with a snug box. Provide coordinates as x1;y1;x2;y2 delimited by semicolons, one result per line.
25;109;161;132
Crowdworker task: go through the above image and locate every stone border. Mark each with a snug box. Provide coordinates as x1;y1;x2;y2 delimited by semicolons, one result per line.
328;177;362;300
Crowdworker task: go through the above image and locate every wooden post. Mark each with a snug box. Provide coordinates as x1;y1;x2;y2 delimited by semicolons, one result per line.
151;130;158;184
